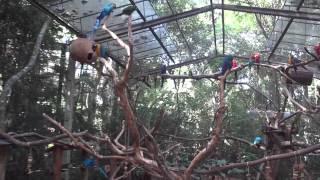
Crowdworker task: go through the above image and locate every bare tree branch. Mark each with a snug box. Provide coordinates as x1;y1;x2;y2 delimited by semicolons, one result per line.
0;18;51;131
196;143;320;175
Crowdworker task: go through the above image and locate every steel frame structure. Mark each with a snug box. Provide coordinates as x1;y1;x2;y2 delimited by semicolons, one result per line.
28;0;320;73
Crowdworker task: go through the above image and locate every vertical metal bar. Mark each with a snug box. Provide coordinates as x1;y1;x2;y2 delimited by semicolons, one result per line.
210;0;218;55
129;0;175;63
222;0;225;55
268;0;305;61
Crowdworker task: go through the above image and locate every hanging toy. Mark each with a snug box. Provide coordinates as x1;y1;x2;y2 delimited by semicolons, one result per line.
70;37;98;65
232;58;238;81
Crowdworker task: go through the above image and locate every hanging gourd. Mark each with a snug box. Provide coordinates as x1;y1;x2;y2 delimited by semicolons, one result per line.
69;37;98;64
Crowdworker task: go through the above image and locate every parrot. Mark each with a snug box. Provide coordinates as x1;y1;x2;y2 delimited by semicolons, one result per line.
250;52;260;72
232;58;238;81
314;43;320;57
94;3;116;30
115;5;137;16
160;64;167;88
83;158;96;168
219;55;234;89
288;54;308;72
253;136;263;148
220;55;233;76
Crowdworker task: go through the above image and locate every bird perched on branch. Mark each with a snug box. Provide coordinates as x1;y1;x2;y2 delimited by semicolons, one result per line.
160;64;167;88
115;5;137;16
219;55;234;89
220;55;233;77
250;52;260;72
94;3;116;30
288;54;308;72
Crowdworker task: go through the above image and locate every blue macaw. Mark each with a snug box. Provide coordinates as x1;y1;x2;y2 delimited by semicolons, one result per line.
83;158;96;168
219;55;234;89
253;136;263;145
160;64;167;88
94;3;116;30
220;55;234;76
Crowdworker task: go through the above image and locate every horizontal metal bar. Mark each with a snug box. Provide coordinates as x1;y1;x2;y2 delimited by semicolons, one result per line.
272;30;320;38
109;35;171;52
49;0;72;7
70;0;148;21
96;3;320;42
135;50;177;61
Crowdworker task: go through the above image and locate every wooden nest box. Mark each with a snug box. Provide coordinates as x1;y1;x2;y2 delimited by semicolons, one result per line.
286;67;313;86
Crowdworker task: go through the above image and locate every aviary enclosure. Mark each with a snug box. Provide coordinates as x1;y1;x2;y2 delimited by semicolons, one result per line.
1;0;320;179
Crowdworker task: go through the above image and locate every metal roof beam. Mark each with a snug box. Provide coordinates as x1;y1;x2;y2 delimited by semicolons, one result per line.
96;3;320;42
27;0;79;35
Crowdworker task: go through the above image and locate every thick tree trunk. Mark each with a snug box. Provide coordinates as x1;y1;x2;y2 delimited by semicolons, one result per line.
63;58;76;180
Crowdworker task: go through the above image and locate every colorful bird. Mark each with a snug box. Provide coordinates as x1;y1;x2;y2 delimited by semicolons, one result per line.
220;55;234;89
253;136;263;148
232;58;238;81
250;52;260;72
314;43;320;57
160;64;167;88
94;3;116;30
288;54;308;72
220;55;234;76
115;5;137;16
